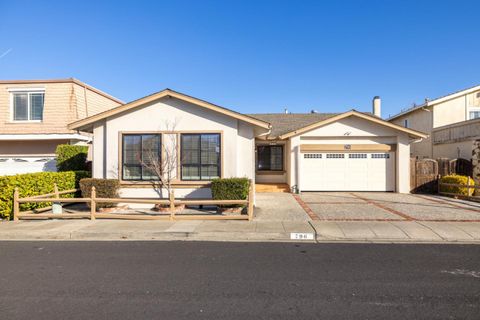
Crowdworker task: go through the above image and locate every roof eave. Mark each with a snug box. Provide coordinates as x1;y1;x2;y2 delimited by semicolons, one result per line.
68;89;271;131
279;110;427;140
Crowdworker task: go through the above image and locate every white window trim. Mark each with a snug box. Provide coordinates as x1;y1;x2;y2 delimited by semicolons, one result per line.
468;107;480;120
9;89;45;123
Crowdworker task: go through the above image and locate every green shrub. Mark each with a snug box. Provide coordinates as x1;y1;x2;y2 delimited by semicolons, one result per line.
79;178;120;208
439;175;475;196
211;178;250;208
56;144;89;171
0;171;90;220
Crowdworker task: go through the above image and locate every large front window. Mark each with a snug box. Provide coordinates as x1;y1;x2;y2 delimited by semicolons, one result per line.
257;145;283;171
12;92;44;121
181;133;221;181
122;134;161;180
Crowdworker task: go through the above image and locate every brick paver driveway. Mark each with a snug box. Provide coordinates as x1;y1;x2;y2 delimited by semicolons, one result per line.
295;192;480;222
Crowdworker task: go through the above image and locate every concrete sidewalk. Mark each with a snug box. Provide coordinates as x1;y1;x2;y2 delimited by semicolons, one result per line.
1;219;480;243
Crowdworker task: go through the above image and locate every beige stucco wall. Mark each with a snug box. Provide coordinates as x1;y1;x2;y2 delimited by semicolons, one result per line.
389;89;480;160
433;140;473;160
92;96;256;199
433;95;469;128
391;107;432;159
288;116;412;193
0;139;69;156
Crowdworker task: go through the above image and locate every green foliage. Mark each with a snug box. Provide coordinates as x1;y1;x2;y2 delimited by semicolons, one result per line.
439;175;475;196
0;171;90;220
79;178;120;208
56;144;89;171
211;178;250;208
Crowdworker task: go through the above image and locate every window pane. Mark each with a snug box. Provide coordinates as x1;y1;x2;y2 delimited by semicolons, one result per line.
470;111;480;119
30;93;44;120
141;166;157;180
123;165;141;180
270;146;283;170
123;135;141;165
257;146;270;170
13;93;28;121
182;165;200;180
141;134;160;164
201;165;219;180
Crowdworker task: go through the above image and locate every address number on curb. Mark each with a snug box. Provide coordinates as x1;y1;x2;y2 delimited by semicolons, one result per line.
290;233;314;240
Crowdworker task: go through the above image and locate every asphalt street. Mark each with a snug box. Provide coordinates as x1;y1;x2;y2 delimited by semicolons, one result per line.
0;241;479;319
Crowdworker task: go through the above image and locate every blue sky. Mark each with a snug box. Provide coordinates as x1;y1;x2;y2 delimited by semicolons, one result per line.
0;1;479;118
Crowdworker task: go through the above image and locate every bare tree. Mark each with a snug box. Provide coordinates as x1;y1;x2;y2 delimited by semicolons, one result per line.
139;120;180;202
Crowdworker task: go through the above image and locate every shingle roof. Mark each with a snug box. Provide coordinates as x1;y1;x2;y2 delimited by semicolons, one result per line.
247;113;339;138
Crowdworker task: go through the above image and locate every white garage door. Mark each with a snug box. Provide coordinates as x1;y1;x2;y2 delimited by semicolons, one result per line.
301;152;395;191
0;157;57;176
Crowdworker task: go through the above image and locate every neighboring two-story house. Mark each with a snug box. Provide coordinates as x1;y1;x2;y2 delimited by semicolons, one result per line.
388;84;480;160
0;79;122;175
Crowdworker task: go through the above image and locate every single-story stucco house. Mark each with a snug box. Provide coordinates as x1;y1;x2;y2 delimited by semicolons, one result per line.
68;90;427;199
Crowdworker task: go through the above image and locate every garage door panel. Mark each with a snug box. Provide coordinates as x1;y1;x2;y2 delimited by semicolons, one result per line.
301;152;395;192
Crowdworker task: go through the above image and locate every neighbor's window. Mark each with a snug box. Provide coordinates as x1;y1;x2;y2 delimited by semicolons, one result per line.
469;110;480;120
122;134;161;180
404;119;409;128
12;92;45;121
181;133;221;181
257;145;283;171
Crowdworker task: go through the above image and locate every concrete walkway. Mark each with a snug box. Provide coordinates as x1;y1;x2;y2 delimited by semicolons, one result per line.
2;219;480;243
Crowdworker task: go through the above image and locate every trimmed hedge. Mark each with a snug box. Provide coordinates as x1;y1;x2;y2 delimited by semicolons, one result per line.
0;171;90;220
80;178;120;208
211;178;250;208
439;175;475;196
56;144;89;171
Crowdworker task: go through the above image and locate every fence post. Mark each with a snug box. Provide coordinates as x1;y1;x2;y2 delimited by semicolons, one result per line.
467;176;472;196
169;189;175;220
90;186;96;220
247;180;254;221
13;187;19;221
437;174;441;194
53;183;59;199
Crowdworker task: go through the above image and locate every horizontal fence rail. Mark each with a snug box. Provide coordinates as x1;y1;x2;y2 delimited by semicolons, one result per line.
13;182;254;221
438;177;480;201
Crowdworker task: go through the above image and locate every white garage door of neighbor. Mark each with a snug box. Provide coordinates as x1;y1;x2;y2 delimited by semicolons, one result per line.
301;152;395;191
0;157;57;176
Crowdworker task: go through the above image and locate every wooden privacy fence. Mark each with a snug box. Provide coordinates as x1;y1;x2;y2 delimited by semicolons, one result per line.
13;183;254;221
410;158;439;193
411;157;476;193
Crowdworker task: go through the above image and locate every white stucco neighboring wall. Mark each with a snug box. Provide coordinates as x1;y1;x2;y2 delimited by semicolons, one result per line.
91;96;257;199
288;116;412;193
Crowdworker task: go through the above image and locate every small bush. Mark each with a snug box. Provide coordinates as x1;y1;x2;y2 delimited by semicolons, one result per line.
80;178;120;208
0;171;90;220
439;175;475;196
56;144;89;171
211;178;250;208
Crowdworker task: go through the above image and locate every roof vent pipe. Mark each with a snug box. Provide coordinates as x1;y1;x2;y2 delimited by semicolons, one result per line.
372;96;381;118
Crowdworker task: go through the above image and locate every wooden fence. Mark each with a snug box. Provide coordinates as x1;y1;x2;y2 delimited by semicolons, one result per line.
13;183;255;221
410;157;476;194
437;178;480;201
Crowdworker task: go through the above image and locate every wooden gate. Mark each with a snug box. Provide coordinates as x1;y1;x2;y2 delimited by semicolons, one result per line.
449;158;473;176
410;158;438;193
